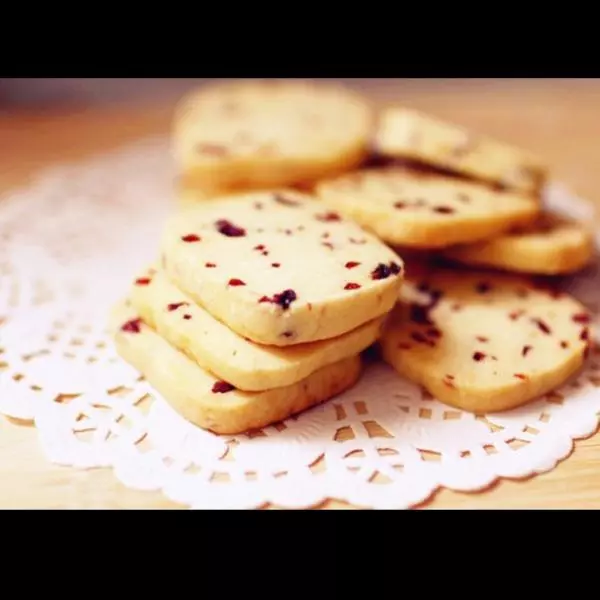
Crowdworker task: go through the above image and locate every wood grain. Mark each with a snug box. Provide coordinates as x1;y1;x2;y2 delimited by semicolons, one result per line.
1;80;600;509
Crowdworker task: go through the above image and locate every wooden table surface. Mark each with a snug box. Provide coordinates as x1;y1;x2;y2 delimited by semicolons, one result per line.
2;79;600;509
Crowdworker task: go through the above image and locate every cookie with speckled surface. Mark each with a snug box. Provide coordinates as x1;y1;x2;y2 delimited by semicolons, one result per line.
443;212;595;275
129;268;384;391
380;267;592;413
174;80;373;192
316;167;540;249
111;303;362;435
374;107;547;195
160;190;404;346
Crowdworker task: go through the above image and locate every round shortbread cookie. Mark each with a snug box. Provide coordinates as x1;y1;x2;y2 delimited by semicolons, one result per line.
316;167;540;249
374;107;547;195
380;266;592;413
111;303;362;435
129;268;384;391
174;80;373;191
442;213;595;275
160;190;404;347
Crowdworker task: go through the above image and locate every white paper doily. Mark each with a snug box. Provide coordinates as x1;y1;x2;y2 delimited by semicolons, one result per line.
1;137;599;509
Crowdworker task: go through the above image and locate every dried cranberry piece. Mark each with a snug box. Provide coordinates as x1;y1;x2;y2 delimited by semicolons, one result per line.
345;261;360;269
581;328;590;341
121;318;142;333
215;219;246;237
212;381;235;393
532;318;552;335
371;262;402;280
522;345;533;357
254;244;266;251
509;310;525;321
135;278;152;286
560;341;569;349
205;262;217;268
572;313;591;324
181;234;201;243
228;279;246;287
271;263;281;268
183;314;192;320
167;302;188;312
273;289;297;310
473;352;486;362
476;336;489;343
433;206;456;214
394;201;407;209
514;373;528;380
316;211;341;222
344;283;361;290
426;327;441;338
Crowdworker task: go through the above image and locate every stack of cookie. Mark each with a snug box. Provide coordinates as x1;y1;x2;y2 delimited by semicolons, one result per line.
112;80;595;433
112;190;404;434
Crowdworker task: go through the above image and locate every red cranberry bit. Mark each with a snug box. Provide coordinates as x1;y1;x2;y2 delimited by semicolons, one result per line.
215;219;246;237
121;318;142;333
135;278;151;286
262;251;269;256
476;336;489;343
344;283;361;290
228;279;246;287
433;206;456;214
514;373;528;380
322;242;334;250
394;201;407;209
205;262;217;268
316;211;341;222
281;331;294;338
258;296;271;303
271;263;281;268
581;328;590;341
509;310;525;321
349;237;367;245
476;282;491;294
560;341;569;349
167;302;188;312
532;318;552;335
254;244;266;251
473;352;486;362
411;332;434;346
522;345;533;357
573;313;591;324
183;314;192;320
212;381;235;393
273;193;300;207
197;143;228;156
371;262;402;280
274;289;297;310
181;234;201;243
345;261;361;269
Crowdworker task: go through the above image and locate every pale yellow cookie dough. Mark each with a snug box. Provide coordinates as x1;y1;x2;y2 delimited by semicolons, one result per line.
160;190;404;346
174;79;373;192
380;267;592;413
129;268;384;391
111;303;362;435
316;167;540;249
375;106;547;195
443;213;595;275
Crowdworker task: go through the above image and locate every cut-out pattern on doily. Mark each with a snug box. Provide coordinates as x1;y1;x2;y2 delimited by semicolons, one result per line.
0;136;599;509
